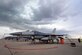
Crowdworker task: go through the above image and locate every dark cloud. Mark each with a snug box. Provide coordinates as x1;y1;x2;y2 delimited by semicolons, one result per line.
31;0;62;21
0;0;31;29
0;0;64;31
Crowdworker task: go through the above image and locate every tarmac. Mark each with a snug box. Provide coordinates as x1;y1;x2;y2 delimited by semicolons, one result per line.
0;39;82;55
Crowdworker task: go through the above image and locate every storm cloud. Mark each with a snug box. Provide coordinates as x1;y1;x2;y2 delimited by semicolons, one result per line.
0;0;66;30
0;0;82;35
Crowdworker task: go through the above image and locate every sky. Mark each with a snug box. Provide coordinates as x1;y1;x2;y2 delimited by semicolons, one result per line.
0;0;82;38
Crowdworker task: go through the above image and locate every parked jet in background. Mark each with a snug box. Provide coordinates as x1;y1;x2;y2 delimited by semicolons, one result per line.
5;30;64;44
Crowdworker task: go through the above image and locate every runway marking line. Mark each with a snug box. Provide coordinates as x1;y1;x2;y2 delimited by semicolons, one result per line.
4;44;58;50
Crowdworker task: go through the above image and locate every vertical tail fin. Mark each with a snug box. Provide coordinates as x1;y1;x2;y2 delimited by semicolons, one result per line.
52;28;56;34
